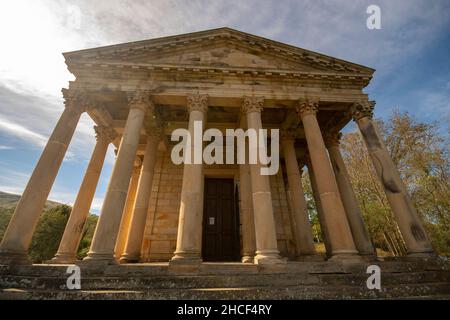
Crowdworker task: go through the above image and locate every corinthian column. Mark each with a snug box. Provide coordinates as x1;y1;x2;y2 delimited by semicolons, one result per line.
84;92;150;264
243;96;283;265
0;90;86;265
114;160;142;259
238;114;256;263
324;132;375;257
52;125;116;263
121;127;161;263
170;94;207;265
351;101;434;257
297;98;358;260
281;132;317;258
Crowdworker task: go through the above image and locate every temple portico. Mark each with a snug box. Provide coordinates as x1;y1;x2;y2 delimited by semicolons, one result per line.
0;28;435;270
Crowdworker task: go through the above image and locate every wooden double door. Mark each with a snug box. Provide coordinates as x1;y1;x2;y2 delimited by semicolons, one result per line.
202;178;240;261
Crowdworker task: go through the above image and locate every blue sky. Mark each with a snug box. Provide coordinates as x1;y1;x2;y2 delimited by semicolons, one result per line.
0;0;448;212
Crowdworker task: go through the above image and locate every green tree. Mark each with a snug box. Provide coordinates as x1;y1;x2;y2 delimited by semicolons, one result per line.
339;111;450;256
28;205;71;263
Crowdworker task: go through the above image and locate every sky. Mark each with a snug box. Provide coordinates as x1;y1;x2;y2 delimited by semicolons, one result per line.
0;0;449;212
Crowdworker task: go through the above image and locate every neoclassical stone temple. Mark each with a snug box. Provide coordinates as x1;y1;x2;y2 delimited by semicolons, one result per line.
0;28;435;269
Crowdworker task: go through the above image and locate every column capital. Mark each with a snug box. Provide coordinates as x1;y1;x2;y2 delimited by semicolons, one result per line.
242;96;264;114
296;98;319;117
128;91;154;113
94;125;117;143
323;131;342;147
187;94;208;113
62;88;88;114
350;101;375;121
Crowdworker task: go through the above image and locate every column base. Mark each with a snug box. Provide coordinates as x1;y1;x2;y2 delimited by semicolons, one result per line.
119;253;141;264
328;250;362;263
241;255;255;264
169;251;202;273
50;253;78;264
254;250;285;265
0;250;32;266
82;252;118;267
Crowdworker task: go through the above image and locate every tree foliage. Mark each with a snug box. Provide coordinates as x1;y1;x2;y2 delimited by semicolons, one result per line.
0;204;98;263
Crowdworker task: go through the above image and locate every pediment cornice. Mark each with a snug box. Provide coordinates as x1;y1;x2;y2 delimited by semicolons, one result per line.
64;27;375;77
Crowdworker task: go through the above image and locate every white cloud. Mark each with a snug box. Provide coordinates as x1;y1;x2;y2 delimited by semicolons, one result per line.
0;116;47;147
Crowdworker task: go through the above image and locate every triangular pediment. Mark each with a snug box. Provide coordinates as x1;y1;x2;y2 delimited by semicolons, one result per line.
64;27;374;75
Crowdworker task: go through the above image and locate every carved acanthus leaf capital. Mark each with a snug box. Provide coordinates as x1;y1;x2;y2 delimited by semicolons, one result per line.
128;91;154;113
296;98;319;117
323;131;342;147
351;101;375;121
242;96;264;114
94;125;117;143
187;94;208;113
62;88;88;113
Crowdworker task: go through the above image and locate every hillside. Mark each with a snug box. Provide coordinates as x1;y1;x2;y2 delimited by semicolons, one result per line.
0;191;64;211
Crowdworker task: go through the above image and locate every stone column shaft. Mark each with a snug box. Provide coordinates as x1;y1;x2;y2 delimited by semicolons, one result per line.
282;137;316;257
243;96;283;265
114;163;141;259
121;133;160;263
0;92;84;264
84;93;150;264
238;115;256;263
326;133;375;256
351;102;434;256
52;125;114;263
171;95;207;264
307;162;332;258
297;99;357;259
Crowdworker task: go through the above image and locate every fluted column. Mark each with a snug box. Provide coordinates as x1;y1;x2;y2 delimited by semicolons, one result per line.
84;92;150;264
325;132;375;257
170;95;207;264
0;90;86;265
238;114;256;263
243;96;283;265
281;133;317;258
351;101;434;257
114;161;141;259
297;98;358;260
121;127;161;263
52;125;116;263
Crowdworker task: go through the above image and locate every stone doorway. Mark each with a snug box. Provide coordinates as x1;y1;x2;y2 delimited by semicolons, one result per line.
202;178;240;262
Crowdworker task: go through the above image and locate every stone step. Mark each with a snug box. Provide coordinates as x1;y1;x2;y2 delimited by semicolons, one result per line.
1;282;449;300
1;259;448;277
1;271;449;291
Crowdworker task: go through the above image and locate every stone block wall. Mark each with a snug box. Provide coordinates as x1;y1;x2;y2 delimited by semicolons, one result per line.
140;150;296;261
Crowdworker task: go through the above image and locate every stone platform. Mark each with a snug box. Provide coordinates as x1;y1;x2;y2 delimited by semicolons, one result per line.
1;259;449;300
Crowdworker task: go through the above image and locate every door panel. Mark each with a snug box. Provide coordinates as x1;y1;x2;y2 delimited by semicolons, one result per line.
202;178;240;261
